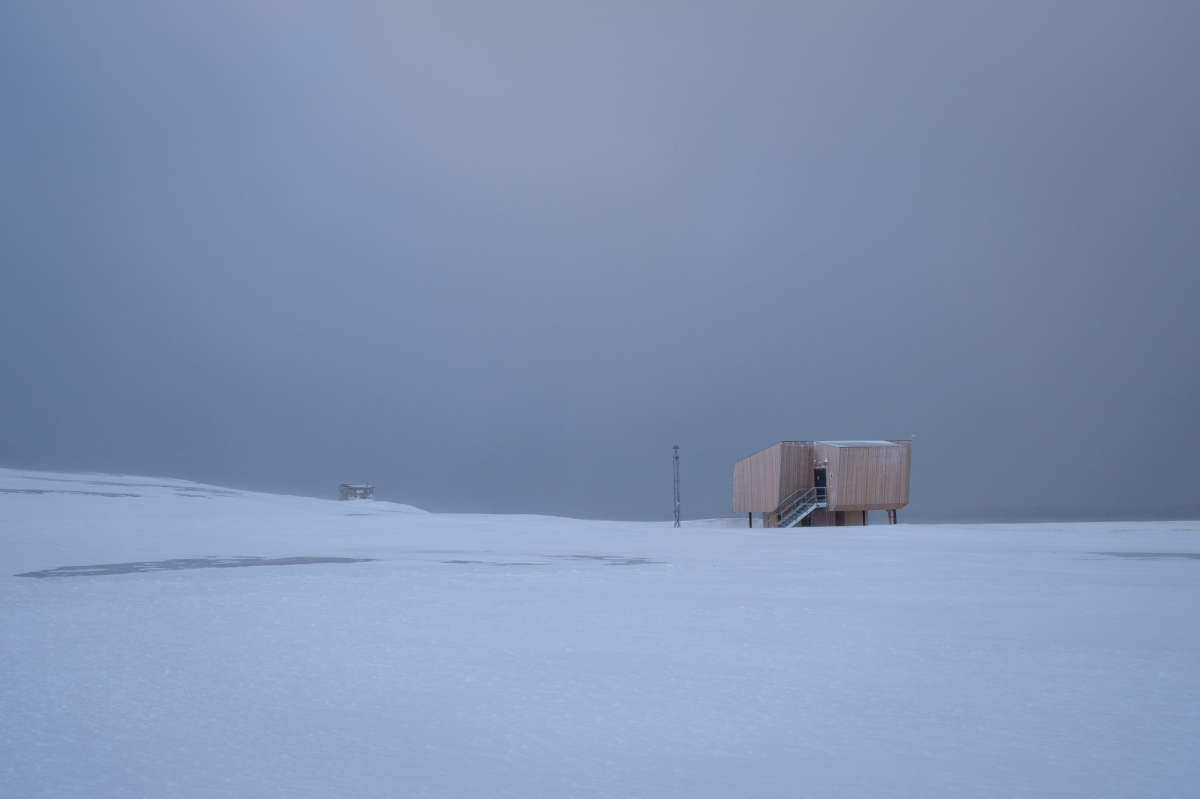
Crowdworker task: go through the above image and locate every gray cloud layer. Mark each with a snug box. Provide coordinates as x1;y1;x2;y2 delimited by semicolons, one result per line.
2;1;1197;521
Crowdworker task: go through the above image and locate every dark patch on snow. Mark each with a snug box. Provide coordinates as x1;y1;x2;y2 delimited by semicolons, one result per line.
172;487;241;496
1096;552;1200;560
21;477;242;496
559;555;665;566
443;560;547;566
0;488;141;498
441;555;664;567
16;556;374;578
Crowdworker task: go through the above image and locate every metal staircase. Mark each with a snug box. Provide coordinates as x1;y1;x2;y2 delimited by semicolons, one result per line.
773;486;827;528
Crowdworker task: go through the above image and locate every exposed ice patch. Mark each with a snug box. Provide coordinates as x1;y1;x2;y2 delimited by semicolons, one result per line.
1096;551;1200;560
16;556;374;578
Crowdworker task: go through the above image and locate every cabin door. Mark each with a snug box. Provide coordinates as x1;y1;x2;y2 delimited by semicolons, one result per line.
813;468;827;503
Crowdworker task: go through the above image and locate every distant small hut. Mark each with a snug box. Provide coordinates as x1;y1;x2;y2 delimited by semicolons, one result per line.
733;440;911;527
338;484;374;501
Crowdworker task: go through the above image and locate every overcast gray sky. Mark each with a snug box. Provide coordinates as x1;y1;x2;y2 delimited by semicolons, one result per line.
1;1;1197;521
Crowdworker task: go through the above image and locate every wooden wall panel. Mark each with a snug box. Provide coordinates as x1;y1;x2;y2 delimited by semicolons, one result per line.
777;441;814;502
735;440;908;514
805;509;831;527
801;509;866;527
887;440;912;507
732;443;782;512
734;441;815;512
817;441;911;511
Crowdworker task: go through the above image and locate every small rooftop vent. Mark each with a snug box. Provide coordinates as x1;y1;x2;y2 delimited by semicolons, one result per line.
338;484;374;501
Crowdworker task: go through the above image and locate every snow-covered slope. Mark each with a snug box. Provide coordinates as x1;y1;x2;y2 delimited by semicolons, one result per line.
2;467;1197;798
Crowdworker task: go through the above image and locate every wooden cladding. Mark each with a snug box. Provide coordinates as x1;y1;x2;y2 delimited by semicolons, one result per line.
732;442;781;512
801;510;866;526
817;441;910;511
734;440;910;514
733;441;813;512
778;441;814;500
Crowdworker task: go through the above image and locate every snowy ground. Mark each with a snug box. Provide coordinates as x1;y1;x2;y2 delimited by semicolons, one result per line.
1;467;1197;798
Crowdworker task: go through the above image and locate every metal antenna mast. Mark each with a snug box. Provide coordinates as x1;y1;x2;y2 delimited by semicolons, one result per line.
672;445;680;528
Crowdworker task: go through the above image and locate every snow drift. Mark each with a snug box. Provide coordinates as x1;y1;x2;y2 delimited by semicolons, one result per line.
1;467;1197;798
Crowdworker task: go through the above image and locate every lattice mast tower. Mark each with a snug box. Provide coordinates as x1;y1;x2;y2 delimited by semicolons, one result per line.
672;445;680;528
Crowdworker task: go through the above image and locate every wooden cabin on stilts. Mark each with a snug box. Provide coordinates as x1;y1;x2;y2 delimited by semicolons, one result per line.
733;441;911;528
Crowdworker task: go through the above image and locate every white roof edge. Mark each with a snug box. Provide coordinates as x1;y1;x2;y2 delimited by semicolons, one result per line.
815;440;902;447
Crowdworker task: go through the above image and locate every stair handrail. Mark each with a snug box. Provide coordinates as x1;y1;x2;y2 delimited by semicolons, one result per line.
774;484;827;526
